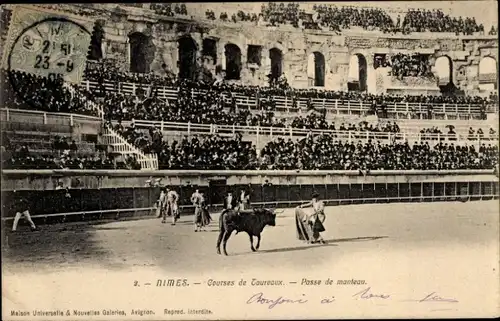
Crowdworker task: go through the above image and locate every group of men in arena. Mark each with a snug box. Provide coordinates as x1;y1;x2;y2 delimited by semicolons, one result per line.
154;187;251;231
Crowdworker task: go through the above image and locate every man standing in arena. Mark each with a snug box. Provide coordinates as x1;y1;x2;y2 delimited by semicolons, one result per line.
239;190;248;211
164;187;180;225
156;188;167;219
11;191;38;232
191;189;203;232
222;191;238;215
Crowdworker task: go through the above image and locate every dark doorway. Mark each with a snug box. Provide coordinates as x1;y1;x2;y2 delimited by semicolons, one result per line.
224;43;242;80
129;32;155;73
178;36;198;80
269;48;283;80
247;45;262;66
313;52;325;87
202;38;217;64
208;179;227;207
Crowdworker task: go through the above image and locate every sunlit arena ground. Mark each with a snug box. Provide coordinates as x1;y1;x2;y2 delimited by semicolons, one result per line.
3;201;499;273
2;200;499;318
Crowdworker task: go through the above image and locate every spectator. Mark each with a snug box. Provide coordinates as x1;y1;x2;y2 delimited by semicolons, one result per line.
260;134;498;171
402;9;483;35
389;53;433;79
2;70;97;116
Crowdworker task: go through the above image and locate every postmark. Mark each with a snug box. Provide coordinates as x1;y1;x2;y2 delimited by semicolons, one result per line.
6;15;91;110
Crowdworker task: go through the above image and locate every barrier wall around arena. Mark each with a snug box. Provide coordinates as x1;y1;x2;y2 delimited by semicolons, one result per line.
1;170;498;224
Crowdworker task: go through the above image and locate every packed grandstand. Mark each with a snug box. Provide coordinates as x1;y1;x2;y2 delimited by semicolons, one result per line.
0;3;498;172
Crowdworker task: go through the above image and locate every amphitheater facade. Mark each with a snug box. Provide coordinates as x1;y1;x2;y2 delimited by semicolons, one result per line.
63;4;499;95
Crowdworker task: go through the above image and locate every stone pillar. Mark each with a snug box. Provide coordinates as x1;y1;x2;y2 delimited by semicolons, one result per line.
365;53;377;94
217;40;226;74
239;47;248;82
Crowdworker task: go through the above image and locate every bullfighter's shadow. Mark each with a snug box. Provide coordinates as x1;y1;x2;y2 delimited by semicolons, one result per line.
239;236;388;255
326;236;388;243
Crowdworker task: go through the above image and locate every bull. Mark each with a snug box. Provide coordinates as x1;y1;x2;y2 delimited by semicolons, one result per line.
216;208;282;255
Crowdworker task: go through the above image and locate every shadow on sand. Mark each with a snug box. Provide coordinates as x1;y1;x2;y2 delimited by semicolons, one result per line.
232;236;388;255
2;222;114;269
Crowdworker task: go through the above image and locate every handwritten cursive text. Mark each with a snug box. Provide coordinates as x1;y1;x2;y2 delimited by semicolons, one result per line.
419;292;458;303
353;287;391;300
246;292;309;309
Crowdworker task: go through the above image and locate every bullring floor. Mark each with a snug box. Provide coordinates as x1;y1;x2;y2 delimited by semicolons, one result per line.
2;201;499;319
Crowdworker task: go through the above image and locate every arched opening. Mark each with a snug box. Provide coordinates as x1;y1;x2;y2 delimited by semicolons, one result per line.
479;56;497;90
307;52;325;87
435;55;455;94
435;56;453;86
348;54;367;92
129;32;155;73
178;36;198;80
224;43;242;80
87;20;105;61
269;48;283;82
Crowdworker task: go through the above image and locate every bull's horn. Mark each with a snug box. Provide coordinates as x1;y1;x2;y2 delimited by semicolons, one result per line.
274;209;285;214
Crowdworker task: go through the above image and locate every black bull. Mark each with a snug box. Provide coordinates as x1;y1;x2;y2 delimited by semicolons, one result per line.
216;208;278;255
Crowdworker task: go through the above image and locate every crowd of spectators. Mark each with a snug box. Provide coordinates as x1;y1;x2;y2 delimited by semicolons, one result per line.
2;153;121;170
417;126;498;141
156;134;259;170
111;122;259;170
84;61;177;86
290;115;401;134
200;3;487;36
402;9;483;35
389;53;433;79
205;9;216;20
260;135;498;171
5;4;488;38
314;5;395;33
104;114;499;171
98;84;281;128
4;129;498;171
213;10;258;23
261;2;302;28
83;65;494;110
468;127;498;141
1;142;127;170
1;132;141;170
151;3;187;17
2;69;97;116
94;77;419;133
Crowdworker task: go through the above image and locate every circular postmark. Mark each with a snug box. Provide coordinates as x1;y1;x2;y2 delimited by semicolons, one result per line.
7;17;91;111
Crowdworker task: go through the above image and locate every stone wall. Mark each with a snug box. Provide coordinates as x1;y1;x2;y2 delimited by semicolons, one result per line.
99;7;497;95
11;4;497;94
1;169;496;191
1;170;497;223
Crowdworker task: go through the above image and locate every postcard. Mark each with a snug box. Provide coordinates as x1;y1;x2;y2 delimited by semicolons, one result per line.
1;2;499;320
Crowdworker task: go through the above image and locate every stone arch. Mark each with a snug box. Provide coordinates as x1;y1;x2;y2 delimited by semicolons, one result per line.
347;53;367;92
178;36;198;80
128;32;155;73
434;55;453;86
307;51;325;87
478;56;497;90
224;43;242;80
269;47;284;81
